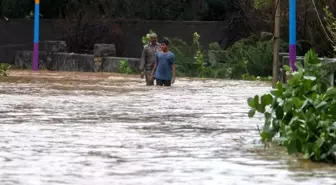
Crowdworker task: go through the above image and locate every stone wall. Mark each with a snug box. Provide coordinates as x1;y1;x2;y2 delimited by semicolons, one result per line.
101;57;141;73
0;19;230;64
14;41;140;73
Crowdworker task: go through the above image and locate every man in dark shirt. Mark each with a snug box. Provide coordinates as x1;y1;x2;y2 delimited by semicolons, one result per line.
139;33;161;86
152;38;176;86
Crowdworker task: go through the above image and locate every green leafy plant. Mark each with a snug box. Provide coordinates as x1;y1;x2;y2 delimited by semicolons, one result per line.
193;32;205;78
168;37;196;77
168;32;206;78
248;49;336;163
0;63;10;77
142;30;155;47
118;60;135;74
207;36;287;79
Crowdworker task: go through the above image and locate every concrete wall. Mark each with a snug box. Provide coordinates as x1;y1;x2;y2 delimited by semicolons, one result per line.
0;19;230;64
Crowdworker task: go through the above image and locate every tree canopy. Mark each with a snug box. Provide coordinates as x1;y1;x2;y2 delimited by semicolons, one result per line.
0;0;240;20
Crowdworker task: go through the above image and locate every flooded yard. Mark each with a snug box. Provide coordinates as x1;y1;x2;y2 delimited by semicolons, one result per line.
0;70;335;185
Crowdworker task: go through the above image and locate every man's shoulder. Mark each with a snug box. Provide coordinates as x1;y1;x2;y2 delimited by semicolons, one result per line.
143;44;149;49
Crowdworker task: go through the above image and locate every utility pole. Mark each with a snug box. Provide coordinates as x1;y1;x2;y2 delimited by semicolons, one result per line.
289;0;296;71
272;0;281;87
33;0;40;71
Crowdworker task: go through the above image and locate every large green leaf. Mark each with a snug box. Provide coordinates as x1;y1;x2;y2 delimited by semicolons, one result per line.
287;140;298;154
329;103;336;119
304;49;321;66
284;98;295;113
253;95;265;113
275;106;284;119
248;108;256;118
325;87;336;98
283;65;291;71
261;94;273;107
292;97;302;108
247;97;255;108
271;89;282;97
316;101;328;110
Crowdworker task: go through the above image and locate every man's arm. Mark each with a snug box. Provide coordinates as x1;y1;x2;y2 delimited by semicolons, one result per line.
171;54;176;83
152;54;158;78
139;46;147;72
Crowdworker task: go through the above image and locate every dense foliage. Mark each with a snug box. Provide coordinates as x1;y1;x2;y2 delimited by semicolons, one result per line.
0;0;239;21
205;35;287;79
248;49;336;163
168;33;206;78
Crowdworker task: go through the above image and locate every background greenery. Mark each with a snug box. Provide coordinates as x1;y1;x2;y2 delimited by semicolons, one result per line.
1;0;336;80
1;0;336;56
141;31;287;80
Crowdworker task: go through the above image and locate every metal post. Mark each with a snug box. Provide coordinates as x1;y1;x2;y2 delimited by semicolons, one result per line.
33;0;40;71
289;0;296;71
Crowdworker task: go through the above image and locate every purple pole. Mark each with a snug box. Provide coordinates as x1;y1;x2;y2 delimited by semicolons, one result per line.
32;0;40;71
33;43;38;71
289;0;296;71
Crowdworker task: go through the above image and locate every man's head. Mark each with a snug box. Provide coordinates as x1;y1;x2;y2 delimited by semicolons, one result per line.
160;38;170;51
149;33;157;44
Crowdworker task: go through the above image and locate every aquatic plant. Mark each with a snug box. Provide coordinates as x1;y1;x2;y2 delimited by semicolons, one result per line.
248;49;336;163
0;63;10;76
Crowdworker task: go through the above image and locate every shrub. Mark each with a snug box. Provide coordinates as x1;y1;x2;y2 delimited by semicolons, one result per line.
167;32;206;78
248;49;336;163
208;36;288;79
0;63;10;77
119;60;135;74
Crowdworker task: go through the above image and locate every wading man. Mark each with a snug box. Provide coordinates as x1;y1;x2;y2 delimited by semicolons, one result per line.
152;38;176;86
140;33;161;86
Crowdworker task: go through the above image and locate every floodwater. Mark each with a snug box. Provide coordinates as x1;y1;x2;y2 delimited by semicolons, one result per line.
0;70;335;185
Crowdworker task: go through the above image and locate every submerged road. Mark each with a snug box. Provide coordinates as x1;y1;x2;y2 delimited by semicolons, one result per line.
0;71;335;185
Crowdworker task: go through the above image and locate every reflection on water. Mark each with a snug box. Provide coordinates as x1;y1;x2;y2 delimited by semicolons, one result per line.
0;70;335;185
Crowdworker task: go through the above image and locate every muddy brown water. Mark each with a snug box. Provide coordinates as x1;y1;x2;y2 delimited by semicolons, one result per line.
0;70;335;185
